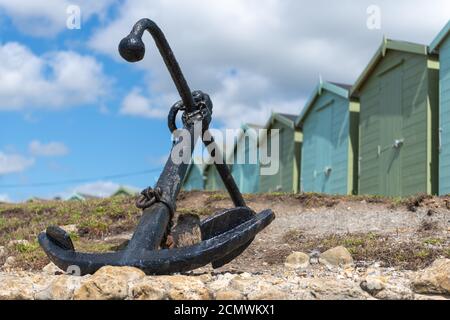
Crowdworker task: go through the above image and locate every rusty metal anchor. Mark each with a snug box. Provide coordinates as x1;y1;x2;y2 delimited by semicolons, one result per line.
38;18;275;275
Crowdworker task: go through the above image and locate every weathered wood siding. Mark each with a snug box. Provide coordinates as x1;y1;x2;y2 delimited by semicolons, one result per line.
182;164;204;191
301;92;351;194
230;132;260;194
259;119;298;193
204;165;226;191
440;36;450;194
359;50;438;196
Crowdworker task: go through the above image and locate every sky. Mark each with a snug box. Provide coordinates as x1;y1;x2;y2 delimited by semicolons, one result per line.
0;0;449;202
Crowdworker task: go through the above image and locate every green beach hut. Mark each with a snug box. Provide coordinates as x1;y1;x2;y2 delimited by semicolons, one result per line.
182;162;204;191
296;80;360;195
259;113;302;193
430;21;450;195
112;186;138;198
203;163;227;192
203;144;227;192
228;123;263;194
351;38;439;197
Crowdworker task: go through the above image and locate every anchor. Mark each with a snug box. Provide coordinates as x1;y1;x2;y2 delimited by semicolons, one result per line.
38;18;275;275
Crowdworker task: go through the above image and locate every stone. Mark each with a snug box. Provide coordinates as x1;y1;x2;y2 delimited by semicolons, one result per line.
60;225;78;234
319;246;354;267
298;278;371;300
414;294;449;301
412;259;450;295
229;275;259;294
360;275;387;295
207;273;235;292
215;290;244;300
0;272;52;300
229;275;288;300
375;283;414;300
0;246;6;259
361;275;414;300
35;275;82;300
3;256;16;268
73;266;145;300
42;262;64;275
130;278;167;300
309;249;321;265
285;252;310;270
159;275;211;300
247;286;287;300
7;239;29;248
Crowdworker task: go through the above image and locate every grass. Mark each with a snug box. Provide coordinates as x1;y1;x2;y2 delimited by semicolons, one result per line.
176;207;213;217
282;230;449;270
206;193;229;202
422;238;445;246
0;196;143;270
1;192;449;272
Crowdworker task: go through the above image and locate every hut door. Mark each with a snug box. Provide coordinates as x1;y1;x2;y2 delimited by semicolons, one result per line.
315;104;333;193
379;68;403;196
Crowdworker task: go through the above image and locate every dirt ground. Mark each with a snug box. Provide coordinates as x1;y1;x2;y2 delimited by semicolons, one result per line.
0;192;449;274
178;192;449;275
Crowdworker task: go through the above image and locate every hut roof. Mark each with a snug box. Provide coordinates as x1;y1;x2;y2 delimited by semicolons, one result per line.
430;20;450;53
296;80;351;127
350;38;428;97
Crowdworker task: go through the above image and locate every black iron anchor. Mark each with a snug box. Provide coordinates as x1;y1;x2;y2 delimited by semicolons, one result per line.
38;18;275;276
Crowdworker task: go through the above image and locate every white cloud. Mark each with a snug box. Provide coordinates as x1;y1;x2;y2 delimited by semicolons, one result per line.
29;140;69;157
0;0;115;37
89;0;450;127
0;194;11;203
70;181;139;198
0;42;110;111
0;152;35;175
119;88;168;119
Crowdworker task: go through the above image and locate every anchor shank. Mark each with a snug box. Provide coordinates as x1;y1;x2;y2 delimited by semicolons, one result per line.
123;203;171;254
131;19;196;112
126;122;201;251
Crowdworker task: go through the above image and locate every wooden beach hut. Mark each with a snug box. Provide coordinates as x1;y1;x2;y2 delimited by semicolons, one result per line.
228;123;262;194
296;80;360;195
259;113;302;193
430;21;450;195
351;38;439;197
182;162;204;191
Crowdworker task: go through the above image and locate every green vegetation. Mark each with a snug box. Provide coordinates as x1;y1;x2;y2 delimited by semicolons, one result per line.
0;192;448;271
282;230;448;271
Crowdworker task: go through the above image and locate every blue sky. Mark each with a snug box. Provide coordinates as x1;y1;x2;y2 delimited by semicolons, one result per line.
0;0;448;202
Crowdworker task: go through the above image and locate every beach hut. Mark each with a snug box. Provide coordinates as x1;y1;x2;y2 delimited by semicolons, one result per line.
351;38;439;197
430;21;450;195
112;187;138;198
228;123;263;194
66;193;86;202
203;164;227;192
296;81;360;195
182;162;204;191
201;143;227;192
259;113;302;193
